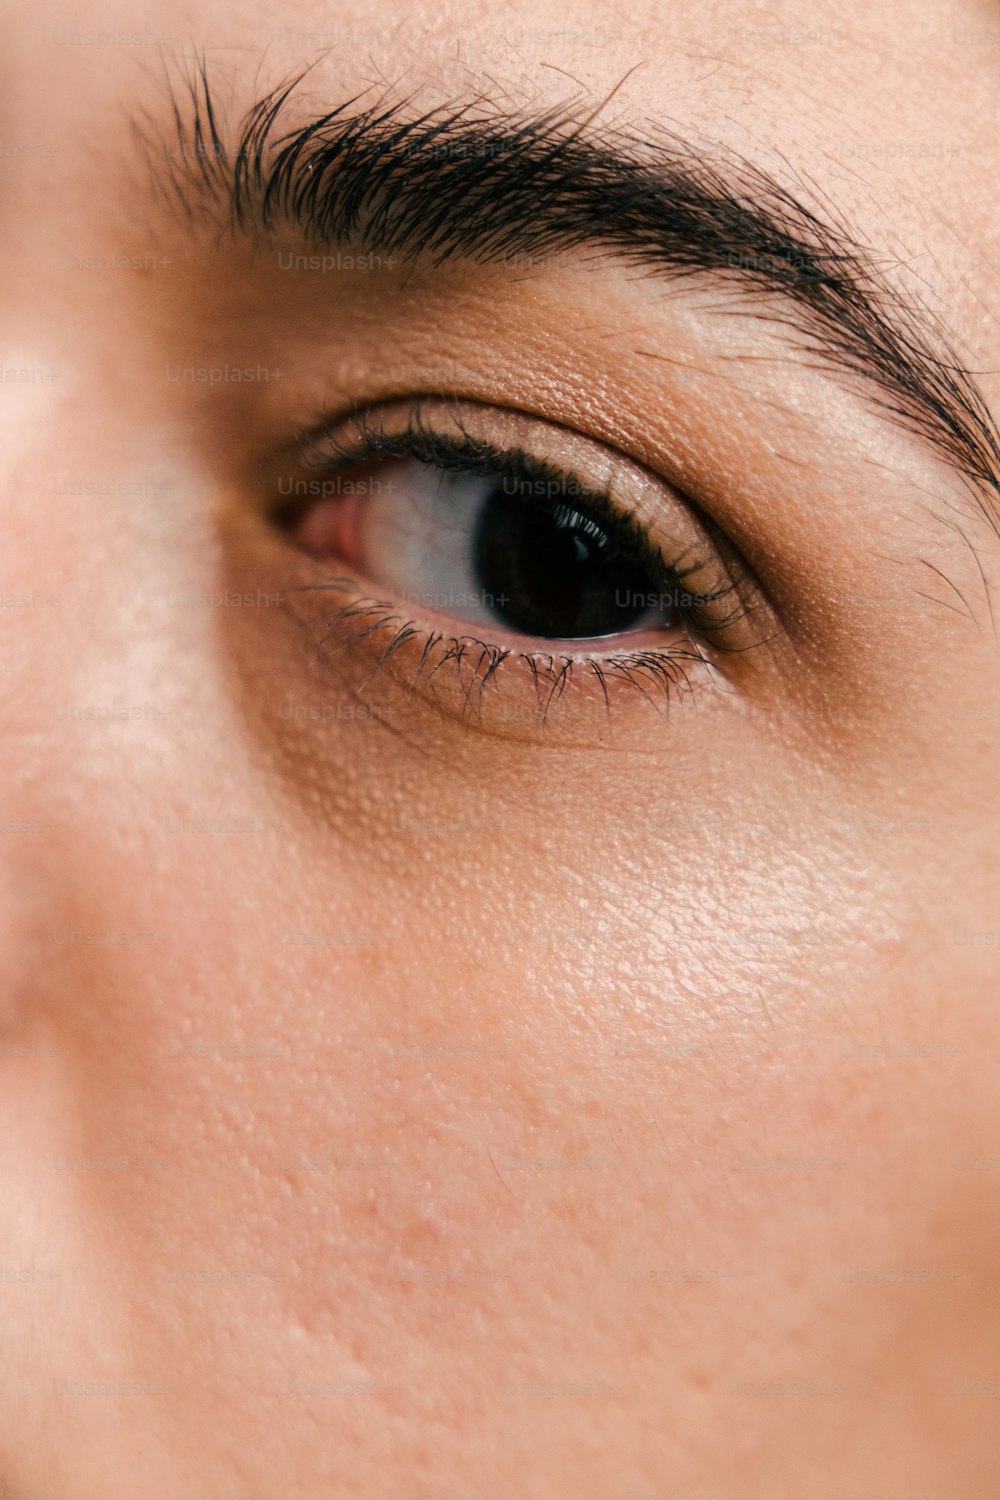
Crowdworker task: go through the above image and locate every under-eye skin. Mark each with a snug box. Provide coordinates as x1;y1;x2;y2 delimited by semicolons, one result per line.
269;396;765;726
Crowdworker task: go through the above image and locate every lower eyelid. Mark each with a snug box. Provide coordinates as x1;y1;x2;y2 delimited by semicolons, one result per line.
286;571;726;738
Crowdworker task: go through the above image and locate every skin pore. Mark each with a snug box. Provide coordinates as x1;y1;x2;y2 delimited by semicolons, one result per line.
2;0;1000;1494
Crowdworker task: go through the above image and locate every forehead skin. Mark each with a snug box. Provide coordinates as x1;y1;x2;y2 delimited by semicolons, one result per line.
2;0;1000;1498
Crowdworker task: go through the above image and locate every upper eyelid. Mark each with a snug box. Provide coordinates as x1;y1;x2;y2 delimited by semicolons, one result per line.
295;394;685;519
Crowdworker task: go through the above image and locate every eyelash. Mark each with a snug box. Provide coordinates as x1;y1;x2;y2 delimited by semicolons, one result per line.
276;403;753;725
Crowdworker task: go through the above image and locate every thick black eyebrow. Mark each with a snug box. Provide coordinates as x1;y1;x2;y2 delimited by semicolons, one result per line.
148;65;1000;528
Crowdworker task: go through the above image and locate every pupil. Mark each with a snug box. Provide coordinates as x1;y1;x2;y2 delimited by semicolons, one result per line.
471;479;658;639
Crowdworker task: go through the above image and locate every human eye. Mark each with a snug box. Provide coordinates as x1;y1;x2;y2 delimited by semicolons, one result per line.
269;396;766;730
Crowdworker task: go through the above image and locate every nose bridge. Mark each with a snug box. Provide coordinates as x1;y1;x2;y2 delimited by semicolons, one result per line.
0;23;127;569
0;21;184;715
0;377;191;1055
0;78;186;982
0;358;150;709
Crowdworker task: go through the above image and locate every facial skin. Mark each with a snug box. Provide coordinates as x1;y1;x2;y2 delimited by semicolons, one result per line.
2;0;1000;1494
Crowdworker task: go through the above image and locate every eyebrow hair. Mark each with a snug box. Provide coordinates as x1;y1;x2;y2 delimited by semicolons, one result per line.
147;63;1000;528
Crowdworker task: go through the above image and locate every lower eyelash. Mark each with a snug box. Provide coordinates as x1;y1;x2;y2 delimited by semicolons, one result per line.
291;578;723;727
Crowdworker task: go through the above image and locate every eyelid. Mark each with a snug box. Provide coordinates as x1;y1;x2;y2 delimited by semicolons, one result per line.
288;572;723;741
269;393;771;735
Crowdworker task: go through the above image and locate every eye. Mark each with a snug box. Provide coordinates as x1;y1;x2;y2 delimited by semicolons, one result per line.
288;441;677;644
270;397;760;727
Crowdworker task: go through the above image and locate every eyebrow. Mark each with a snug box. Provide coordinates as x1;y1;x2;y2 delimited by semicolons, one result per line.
148;63;1000;526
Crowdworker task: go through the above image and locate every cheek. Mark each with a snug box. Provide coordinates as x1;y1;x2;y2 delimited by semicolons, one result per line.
53;770;984;1487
